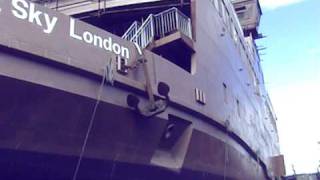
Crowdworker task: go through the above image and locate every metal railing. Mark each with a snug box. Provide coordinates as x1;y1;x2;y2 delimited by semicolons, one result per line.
122;21;142;42
122;7;192;48
154;8;192;39
129;15;155;49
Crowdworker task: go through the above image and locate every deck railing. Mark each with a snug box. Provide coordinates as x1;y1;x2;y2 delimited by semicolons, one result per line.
128;15;155;49
122;7;192;48
153;8;192;39
122;21;142;42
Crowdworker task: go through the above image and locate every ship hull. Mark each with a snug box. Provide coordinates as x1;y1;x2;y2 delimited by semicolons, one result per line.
0;149;237;180
0;74;266;180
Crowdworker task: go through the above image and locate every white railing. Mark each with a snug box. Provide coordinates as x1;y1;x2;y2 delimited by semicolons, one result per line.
122;7;192;48
122;21;141;41
153;8;192;39
130;15;155;49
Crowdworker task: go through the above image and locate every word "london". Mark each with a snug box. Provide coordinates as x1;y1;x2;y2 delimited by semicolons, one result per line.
70;19;129;59
11;0;130;59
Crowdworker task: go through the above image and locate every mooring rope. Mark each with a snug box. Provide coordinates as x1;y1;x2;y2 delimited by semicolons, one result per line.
256;151;261;180
72;66;108;180
223;120;230;180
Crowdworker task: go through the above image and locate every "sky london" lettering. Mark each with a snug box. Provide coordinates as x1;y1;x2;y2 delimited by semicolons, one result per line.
10;0;130;59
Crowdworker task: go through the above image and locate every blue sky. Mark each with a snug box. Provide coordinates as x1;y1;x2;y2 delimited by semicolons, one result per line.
257;0;320;175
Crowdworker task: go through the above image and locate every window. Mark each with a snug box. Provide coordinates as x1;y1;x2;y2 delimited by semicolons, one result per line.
237;12;245;19
236;99;241;117
235;6;246;12
223;83;228;104
235;6;247;21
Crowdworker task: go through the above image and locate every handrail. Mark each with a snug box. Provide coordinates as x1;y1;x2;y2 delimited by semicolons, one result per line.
153;7;192;39
129;14;155;48
122;7;192;48
122;21;141;41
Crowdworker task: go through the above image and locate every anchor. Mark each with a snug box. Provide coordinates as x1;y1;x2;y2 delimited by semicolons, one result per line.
126;43;170;118
127;82;170;118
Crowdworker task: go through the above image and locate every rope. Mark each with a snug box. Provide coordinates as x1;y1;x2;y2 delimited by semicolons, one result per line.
72;67;108;180
256;151;260;180
223;120;230;180
223;140;229;180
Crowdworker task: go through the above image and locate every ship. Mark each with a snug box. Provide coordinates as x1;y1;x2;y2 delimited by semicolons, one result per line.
0;0;285;179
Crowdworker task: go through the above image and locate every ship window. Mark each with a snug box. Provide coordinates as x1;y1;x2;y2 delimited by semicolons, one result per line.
235;6;246;12
223;83;228;104
223;83;227;88
237;12;245;19
236;99;241;117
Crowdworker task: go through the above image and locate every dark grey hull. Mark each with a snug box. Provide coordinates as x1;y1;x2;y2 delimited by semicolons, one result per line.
0;148;229;180
0;74;266;180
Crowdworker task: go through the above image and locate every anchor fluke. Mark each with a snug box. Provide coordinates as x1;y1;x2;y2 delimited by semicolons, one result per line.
126;82;170;118
158;82;170;98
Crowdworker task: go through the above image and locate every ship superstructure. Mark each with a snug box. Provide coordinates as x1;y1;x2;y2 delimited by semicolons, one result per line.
0;0;285;179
